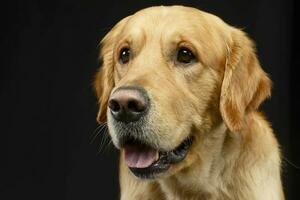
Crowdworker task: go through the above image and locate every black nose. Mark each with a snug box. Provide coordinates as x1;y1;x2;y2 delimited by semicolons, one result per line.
108;87;149;123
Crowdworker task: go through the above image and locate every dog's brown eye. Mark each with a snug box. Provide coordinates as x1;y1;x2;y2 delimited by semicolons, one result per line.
177;47;196;64
119;48;130;64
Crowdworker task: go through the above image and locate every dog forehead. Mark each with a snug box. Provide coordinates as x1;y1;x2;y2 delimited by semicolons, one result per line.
119;6;227;44
133;5;202;19
123;6;203;33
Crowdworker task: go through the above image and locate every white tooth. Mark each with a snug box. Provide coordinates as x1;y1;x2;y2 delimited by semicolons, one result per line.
155;151;159;161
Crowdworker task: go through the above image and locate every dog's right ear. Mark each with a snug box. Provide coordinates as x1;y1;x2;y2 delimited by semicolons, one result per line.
93;16;130;123
219;28;271;132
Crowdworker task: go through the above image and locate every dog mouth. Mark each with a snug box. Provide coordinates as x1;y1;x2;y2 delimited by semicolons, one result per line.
121;137;193;179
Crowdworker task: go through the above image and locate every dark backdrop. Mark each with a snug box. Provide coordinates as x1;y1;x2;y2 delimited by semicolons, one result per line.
1;0;298;199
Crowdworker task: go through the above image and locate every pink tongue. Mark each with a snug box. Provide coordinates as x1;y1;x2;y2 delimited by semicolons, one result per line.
124;146;158;168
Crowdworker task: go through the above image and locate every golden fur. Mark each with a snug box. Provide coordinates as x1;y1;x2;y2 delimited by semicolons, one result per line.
94;6;284;200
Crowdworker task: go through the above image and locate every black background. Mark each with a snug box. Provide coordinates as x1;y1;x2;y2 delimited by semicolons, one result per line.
1;0;298;199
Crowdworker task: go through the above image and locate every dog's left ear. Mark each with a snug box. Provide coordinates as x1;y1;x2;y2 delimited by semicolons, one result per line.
93;17;130;122
220;29;271;132
93;60;114;123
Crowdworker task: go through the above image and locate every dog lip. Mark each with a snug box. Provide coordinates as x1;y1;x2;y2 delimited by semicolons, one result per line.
126;137;193;179
162;137;193;163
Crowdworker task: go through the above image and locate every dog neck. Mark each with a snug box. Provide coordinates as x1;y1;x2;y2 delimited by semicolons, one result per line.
158;122;242;199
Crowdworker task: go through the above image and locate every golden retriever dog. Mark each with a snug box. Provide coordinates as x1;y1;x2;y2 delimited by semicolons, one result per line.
94;6;284;200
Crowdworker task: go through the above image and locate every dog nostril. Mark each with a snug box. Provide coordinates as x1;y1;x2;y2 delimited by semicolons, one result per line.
127;99;145;113
108;99;121;112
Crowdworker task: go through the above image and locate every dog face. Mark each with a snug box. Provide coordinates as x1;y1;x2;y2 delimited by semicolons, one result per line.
94;6;271;179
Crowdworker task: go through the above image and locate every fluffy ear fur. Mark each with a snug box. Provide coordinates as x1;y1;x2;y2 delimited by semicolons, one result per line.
94;17;130;122
220;29;271;132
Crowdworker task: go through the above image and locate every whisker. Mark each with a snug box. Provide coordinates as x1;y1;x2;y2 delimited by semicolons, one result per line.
89;122;114;154
97;126;112;154
102;130;114;153
98;128;107;151
283;157;300;170
90;122;107;144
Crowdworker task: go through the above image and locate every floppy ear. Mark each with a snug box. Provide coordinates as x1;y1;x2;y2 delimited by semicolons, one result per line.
220;29;271;132
94;17;130;122
93;58;114;123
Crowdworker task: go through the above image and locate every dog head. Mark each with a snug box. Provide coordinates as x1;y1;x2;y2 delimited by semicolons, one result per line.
94;6;271;179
